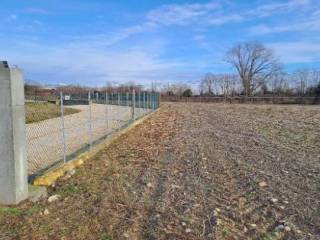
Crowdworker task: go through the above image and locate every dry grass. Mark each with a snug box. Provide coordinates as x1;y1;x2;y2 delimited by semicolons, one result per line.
0;103;319;239
25;102;81;124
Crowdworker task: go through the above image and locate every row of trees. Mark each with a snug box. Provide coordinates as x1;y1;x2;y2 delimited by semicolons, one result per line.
201;42;320;97
162;42;320;97
199;69;320;97
25;82;148;100
161;83;193;97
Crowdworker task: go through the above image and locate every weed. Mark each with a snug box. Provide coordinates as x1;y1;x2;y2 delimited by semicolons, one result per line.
218;223;229;237
58;183;88;196
0;206;40;216
260;232;279;240
101;233;113;240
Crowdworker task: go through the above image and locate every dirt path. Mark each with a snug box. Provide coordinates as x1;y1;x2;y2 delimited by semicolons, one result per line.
1;103;319;239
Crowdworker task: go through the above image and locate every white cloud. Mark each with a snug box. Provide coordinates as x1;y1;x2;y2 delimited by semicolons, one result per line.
22;7;49;14
250;8;320;34
207;14;244;25
146;1;220;26
104;0;312;45
248;0;311;17
70;1;221;48
193;34;210;49
103;22;157;46
2;38;188;86
8;14;17;21
95;1;237;46
268;41;320;63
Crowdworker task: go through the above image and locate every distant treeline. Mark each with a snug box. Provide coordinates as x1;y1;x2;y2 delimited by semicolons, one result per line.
24;83;146;101
160;70;320;99
161;42;320;100
161;95;320;105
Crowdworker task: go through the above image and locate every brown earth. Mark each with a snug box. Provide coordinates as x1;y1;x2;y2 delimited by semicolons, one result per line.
1;103;319;240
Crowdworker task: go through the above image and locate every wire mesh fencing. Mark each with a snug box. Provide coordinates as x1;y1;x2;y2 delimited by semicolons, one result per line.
25;90;160;179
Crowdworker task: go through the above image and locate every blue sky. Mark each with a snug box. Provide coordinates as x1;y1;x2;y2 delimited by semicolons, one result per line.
1;0;320;87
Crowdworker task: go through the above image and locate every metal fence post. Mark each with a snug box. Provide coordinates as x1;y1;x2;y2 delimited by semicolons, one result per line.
118;92;120;106
138;91;141;118
60;91;67;163
105;92;109;130
143;92;146;114
132;89;136;121
126;92;129;106
112;92;114;105
140;92;143;116
152;92;155;110
150;92;152;111
88;91;93;150
142;92;146;109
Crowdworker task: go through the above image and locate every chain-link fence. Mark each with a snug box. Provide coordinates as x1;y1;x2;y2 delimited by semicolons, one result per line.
26;90;160;180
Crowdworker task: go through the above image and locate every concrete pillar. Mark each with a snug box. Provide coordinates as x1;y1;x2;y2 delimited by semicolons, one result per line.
0;61;28;205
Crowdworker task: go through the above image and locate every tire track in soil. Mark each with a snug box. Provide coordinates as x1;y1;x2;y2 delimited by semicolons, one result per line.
104;105;180;240
125;104;248;239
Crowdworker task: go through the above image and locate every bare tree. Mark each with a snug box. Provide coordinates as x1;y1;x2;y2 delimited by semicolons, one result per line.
151;81;159;92
200;73;240;96
310;70;320;89
215;74;240;97
199;73;216;95
271;72;290;96
160;82;174;96
102;81;143;93
226;41;281;96
172;83;191;96
294;70;310;95
162;83;191;96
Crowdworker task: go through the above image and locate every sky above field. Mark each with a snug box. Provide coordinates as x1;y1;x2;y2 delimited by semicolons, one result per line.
1;0;320;87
